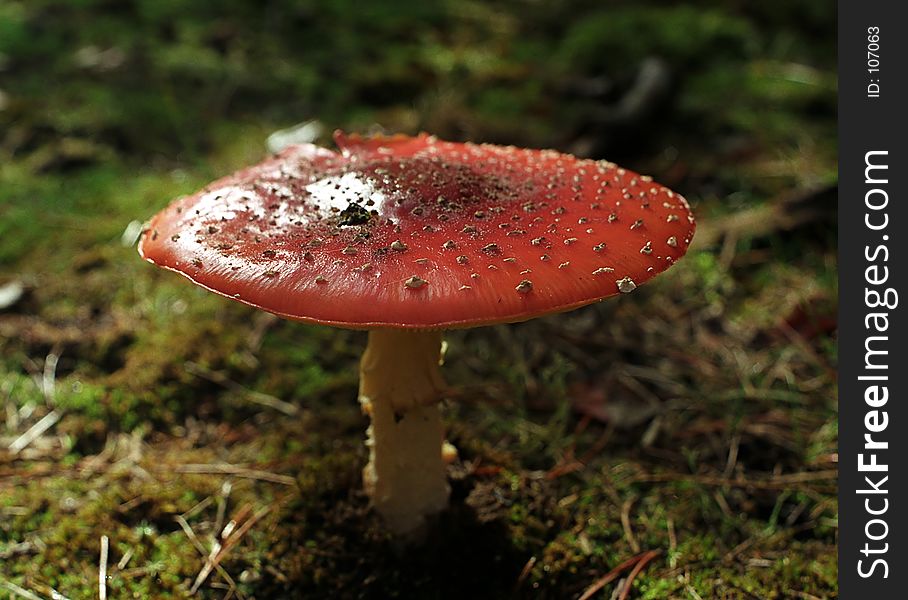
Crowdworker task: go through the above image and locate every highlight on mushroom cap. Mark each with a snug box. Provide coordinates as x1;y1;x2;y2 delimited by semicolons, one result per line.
138;131;695;329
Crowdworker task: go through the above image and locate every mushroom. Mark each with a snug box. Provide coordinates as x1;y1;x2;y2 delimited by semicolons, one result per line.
138;131;695;538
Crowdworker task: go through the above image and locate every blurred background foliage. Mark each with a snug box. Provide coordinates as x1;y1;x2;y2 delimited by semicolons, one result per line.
1;1;836;598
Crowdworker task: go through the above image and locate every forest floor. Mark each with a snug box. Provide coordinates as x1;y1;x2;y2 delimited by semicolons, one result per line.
1;1;837;598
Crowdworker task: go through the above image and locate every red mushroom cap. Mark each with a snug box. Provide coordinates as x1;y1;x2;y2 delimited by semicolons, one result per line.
139;131;695;329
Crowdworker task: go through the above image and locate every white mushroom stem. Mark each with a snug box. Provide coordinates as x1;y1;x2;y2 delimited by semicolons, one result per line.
359;329;450;537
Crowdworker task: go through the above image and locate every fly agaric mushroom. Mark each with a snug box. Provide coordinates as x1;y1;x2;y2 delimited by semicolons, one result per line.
138;131;695;537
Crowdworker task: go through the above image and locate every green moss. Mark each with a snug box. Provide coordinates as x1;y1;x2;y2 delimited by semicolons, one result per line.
559;6;758;72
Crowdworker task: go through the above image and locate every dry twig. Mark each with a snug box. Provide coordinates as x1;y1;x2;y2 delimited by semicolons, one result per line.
632;469;837;492
617;550;659;600
621;497;640;553
99;535;109;600
578;550;661;600
184;361;298;416
174;516;239;598
189;504;271;594
173;463;296;485
513;556;537;593
8;410;61;455
0;579;44;600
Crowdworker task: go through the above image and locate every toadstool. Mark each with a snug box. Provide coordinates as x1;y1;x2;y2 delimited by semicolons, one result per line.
138;131;695;538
